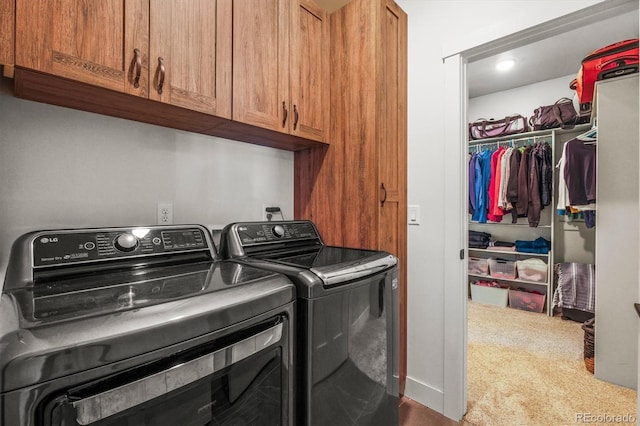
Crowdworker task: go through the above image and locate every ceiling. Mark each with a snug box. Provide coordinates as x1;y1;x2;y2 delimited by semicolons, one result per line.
315;0;350;13
468;8;639;98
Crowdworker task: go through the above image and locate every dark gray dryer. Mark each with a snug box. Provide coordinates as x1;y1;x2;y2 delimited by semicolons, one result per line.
0;224;295;426
219;220;399;426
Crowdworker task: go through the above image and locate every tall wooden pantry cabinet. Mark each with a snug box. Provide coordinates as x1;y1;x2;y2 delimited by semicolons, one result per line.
294;0;408;390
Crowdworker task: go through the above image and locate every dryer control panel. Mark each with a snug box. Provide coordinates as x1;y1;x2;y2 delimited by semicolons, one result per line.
32;226;210;267
233;221;320;246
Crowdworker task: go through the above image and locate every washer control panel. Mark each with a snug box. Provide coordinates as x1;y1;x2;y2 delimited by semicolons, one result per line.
33;226;209;267
234;221;319;246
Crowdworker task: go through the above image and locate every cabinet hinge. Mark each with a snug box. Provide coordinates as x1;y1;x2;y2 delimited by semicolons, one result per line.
460;249;465;260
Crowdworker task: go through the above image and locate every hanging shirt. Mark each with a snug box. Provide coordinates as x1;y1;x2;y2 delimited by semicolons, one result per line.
527;143;543;227
498;147;514;211
557;140;597;211
472;150;493;223
516;146;531;217
506;149;521;223
469;153;477;215
487;147;506;222
539;143;553;207
564;137;597;205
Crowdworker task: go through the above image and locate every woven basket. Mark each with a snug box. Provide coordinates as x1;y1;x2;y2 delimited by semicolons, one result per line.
582;318;595;374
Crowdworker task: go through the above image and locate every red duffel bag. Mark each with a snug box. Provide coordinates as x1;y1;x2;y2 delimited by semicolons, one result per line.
570;38;639;116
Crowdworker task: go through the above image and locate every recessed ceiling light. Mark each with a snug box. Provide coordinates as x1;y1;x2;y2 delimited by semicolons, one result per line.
496;59;515;72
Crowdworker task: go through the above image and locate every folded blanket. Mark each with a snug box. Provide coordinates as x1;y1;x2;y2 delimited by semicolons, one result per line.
515;237;550;254
552;262;596;313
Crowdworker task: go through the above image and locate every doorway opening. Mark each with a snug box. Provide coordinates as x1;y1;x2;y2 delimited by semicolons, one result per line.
442;0;639;421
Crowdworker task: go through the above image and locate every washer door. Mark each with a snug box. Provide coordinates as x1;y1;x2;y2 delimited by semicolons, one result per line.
305;269;399;426
41;318;288;426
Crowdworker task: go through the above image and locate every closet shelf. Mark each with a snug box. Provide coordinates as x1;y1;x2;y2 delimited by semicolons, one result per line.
468;247;549;258
468;273;549;287
469;222;551;228
467;123;592;145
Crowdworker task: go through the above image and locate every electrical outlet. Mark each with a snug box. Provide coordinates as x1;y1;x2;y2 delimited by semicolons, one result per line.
157;203;173;224
262;204;282;221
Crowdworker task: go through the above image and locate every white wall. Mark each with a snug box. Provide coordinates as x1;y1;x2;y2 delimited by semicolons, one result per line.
0;94;293;276
395;0;605;419
468;73;577;123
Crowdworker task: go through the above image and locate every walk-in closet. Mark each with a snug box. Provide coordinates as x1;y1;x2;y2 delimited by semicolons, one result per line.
463;5;638;423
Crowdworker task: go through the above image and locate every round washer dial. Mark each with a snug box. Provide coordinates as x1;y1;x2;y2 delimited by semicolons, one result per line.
114;233;138;252
272;225;285;238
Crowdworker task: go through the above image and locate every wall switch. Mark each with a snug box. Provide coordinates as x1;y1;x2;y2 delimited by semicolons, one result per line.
408;205;421;225
157;203;173;224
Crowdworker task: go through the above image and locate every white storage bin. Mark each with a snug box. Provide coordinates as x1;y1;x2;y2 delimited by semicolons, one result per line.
468;257;489;275
488;258;517;279
470;282;509;308
516;258;548;283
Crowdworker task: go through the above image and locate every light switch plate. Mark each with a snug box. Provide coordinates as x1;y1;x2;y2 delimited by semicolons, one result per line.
408;205;421;225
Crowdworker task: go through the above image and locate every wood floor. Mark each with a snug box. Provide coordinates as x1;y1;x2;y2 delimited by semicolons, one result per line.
400;397;461;426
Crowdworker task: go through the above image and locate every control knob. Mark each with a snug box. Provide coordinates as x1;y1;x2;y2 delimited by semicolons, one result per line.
114;233;138;252
272;225;285;238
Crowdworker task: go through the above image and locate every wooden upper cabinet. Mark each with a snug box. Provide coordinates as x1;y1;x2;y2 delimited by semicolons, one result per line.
233;0;290;133
290;0;329;142
233;0;328;142
15;0;149;96
15;0;232;117
149;0;231;118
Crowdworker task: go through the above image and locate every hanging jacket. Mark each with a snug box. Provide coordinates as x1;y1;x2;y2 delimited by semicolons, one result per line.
540;143;553;206
516;146;531;217
506;149;521;223
527;143;542;227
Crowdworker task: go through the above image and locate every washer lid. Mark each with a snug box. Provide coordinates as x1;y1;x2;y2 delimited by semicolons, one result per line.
0;261;295;392
259;246;397;286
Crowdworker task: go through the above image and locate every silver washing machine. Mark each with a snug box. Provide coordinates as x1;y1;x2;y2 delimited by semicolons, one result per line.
0;224;295;426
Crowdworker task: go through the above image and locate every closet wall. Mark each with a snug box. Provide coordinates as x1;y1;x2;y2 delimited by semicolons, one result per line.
594;74;639;389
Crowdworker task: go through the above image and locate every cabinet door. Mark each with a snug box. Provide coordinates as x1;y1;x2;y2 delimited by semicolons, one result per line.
0;0;14;67
378;0;407;263
233;0;290;133
15;0;148;96
289;0;329;142
149;0;231;118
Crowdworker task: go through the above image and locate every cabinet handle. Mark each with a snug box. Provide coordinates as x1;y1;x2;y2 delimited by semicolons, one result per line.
293;104;299;131
282;101;288;128
157;57;165;95
132;48;142;88
380;182;387;206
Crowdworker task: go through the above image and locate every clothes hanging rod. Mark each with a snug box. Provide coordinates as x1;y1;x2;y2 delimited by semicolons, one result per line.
469;133;552;147
468;134;552;150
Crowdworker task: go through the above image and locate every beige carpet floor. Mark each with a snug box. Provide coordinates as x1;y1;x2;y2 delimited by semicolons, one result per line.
464;302;637;426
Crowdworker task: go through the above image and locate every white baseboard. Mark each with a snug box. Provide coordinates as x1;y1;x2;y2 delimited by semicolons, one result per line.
404;376;444;414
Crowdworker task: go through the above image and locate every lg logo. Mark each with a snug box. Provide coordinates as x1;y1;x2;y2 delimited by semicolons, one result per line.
40;237;59;244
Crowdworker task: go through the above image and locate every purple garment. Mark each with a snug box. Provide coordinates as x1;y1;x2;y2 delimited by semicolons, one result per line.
469;153;477;215
506;149;521;223
516;146;531;216
527;143;542;227
564;138;597;205
540;143;552;206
